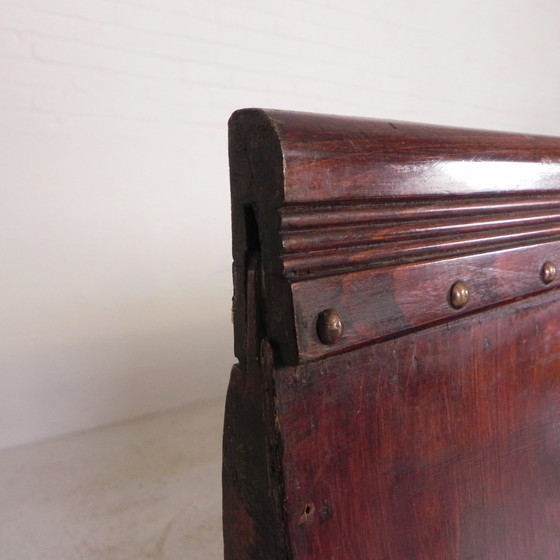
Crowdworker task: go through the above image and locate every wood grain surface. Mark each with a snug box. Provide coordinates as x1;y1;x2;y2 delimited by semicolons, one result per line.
224;109;560;560
276;291;560;559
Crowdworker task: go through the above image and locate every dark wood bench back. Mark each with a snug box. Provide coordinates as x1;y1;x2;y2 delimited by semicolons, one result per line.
224;109;560;560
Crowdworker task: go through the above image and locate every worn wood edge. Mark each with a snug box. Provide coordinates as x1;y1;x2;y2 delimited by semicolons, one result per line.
229;109;299;365
223;247;292;558
223;355;291;560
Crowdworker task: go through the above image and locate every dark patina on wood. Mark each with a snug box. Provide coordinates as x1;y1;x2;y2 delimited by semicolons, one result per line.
223;109;560;560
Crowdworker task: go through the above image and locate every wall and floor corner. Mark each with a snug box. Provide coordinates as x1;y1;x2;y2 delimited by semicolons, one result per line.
0;0;559;558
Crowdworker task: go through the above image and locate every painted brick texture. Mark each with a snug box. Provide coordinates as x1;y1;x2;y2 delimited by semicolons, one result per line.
1;0;559;450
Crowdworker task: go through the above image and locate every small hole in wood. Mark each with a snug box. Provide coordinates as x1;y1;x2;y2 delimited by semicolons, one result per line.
299;502;315;524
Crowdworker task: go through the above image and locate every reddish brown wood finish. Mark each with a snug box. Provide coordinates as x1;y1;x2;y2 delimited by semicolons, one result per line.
277;292;560;560
224;109;560;560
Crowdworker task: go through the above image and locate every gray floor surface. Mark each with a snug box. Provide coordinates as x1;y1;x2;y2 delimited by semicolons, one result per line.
0;398;224;560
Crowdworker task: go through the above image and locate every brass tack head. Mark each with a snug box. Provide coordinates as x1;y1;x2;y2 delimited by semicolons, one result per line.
541;261;556;284
316;309;344;345
450;280;469;309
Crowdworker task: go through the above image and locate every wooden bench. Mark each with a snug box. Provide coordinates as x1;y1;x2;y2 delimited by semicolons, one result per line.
223;109;560;559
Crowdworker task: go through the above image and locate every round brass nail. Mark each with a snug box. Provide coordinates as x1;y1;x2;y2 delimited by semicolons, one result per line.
450;280;469;309
316;309;344;345
541;261;556;284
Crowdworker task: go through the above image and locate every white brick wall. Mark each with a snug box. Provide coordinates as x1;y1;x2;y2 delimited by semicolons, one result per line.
1;0;560;450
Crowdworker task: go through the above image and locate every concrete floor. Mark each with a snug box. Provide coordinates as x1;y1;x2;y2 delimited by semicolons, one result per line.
0;398;224;560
